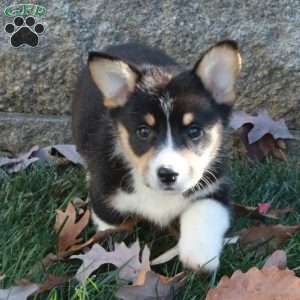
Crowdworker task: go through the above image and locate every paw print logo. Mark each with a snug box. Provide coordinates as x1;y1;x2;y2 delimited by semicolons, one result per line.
5;16;44;47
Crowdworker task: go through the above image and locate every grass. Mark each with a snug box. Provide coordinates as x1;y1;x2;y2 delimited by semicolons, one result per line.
0;157;300;299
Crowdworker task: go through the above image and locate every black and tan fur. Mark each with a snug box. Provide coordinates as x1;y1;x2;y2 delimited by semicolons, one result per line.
72;41;242;271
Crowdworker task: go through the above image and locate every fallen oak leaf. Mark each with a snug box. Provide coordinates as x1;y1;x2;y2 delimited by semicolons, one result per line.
230;110;295;144
64;218;137;256
46;220;135;262
238;127;287;161
71;241;150;283
205;266;300;300
264;250;287;270
116;271;186;300
0;145;48;174
54;202;90;256
230;109;295;161
0;144;85;173
238;224;300;254
239;224;300;244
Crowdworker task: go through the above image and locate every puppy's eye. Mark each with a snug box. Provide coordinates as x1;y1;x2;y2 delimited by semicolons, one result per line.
187;125;203;140
136;125;151;140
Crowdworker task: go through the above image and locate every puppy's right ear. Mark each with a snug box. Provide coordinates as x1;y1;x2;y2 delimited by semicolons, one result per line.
88;52;141;108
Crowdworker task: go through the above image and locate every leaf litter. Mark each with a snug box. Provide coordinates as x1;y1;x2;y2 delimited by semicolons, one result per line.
230;110;295;143
54;202;91;255
2;194;300;300
0;144;85;174
230;110;296;160
71;241;151;283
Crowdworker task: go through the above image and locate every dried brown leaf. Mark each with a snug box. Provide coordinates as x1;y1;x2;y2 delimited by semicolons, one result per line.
238;127;288;161
205;266;300;300
54;202;90;255
116;271;186;300
238;224;300;254
52;220;135;260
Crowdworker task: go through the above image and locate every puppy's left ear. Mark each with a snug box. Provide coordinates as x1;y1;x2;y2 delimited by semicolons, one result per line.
194;40;242;105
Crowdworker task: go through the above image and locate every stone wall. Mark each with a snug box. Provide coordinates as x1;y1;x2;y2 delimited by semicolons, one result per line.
0;0;299;151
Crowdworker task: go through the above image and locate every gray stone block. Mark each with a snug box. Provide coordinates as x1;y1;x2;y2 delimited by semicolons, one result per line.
0;0;299;133
0;113;71;153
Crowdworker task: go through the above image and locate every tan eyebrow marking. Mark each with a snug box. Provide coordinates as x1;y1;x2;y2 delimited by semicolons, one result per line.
144;113;156;126
183;113;194;126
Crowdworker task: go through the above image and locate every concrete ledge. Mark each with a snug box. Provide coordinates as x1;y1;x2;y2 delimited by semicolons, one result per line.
0;112;71;153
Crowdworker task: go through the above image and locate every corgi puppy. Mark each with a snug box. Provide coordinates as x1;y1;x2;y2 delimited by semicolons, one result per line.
72;41;242;271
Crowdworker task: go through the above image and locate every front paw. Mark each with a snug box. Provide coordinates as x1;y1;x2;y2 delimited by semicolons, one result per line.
178;242;220;272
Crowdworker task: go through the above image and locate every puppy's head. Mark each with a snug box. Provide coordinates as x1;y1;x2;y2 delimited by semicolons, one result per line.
89;41;242;193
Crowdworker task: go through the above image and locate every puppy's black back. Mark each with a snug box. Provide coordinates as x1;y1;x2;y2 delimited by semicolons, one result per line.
102;43;178;67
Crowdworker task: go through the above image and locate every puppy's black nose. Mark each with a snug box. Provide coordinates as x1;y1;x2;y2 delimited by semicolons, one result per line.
157;167;178;185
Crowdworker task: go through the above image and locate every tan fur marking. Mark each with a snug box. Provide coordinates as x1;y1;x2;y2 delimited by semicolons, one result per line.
117;124;155;176
183;113;194;126
104;97;118;108
144;114;156;126
178;122;223;187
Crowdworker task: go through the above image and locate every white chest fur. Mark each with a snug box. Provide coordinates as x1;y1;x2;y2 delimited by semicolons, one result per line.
110;173;190;227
